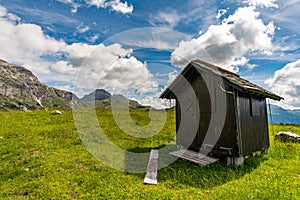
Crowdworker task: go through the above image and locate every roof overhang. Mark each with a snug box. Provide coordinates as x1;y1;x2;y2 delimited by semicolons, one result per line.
160;59;283;101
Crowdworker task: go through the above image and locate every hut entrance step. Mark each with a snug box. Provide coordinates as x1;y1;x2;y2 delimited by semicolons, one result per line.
170;149;219;166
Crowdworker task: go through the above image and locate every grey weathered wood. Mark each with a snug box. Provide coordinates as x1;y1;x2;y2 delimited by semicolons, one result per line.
144;149;159;185
170;149;219;166
160;60;282;159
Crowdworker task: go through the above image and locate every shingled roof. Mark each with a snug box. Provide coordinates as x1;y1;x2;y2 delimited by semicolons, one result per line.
160;59;283;101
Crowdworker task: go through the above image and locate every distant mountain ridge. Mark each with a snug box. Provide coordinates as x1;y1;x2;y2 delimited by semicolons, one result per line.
0;59;146;111
0;59;78;111
77;89;147;110
81;89;111;102
0;59;299;124
268;104;300;125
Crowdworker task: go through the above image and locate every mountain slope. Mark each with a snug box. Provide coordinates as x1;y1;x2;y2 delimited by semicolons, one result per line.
78;90;148;110
268;104;300;125
81;89;111;102
0;59;78;111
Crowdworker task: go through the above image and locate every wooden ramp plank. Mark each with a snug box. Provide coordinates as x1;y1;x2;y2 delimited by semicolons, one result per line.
144;149;159;185
170;149;219;166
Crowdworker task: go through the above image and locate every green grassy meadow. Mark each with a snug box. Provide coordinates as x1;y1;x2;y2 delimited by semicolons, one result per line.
0;110;299;199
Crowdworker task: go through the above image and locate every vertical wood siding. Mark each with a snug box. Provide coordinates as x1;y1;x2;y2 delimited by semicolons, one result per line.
173;64;270;158
238;94;269;156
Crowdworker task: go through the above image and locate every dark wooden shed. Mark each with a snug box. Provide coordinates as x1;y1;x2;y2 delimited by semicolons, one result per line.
160;59;283;165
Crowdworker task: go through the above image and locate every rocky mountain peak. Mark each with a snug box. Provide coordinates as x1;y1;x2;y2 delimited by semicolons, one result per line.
81;89;111;102
0;60;39;83
0;59;77;111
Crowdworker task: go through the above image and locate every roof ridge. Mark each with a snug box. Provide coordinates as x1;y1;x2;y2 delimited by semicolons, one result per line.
160;59;283;101
192;59;240;78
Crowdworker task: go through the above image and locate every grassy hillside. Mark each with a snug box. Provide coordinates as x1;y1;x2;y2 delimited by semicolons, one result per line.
0;110;299;199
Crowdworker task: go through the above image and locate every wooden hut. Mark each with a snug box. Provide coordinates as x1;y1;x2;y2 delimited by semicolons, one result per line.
160;59;283;165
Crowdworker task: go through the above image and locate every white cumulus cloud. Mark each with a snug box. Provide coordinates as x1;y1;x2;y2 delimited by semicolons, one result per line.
86;0;133;14
171;6;275;72
0;5;156;98
265;59;300;109
108;0;133;14
0;5;66;74
86;0;106;8
0;5;6;16
100;57;156;93
71;43;157;96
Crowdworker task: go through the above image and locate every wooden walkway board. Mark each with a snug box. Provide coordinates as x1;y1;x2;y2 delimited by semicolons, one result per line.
170;149;219;166
144;149;159;185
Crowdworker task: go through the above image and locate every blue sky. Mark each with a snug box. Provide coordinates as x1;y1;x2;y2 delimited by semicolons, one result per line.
0;0;299;109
